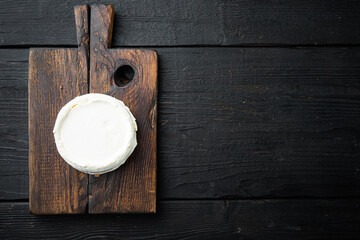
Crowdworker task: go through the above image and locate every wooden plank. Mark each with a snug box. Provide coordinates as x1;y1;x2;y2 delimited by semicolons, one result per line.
88;5;157;213
0;49;28;200
27;5;89;214
1;0;360;46
1;47;360;200
1;200;360;239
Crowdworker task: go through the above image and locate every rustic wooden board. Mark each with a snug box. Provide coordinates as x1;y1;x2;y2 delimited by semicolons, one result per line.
88;5;157;213
3;47;359;200
27;4;156;214
1;0;360;46
1;200;360;239
28;5;89;214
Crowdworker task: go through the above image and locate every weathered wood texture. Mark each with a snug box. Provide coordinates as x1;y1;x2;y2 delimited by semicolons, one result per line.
27;5;89;214
88;5;157;213
1;200;360;239
1;47;360;200
0;49;28;200
1;0;360;46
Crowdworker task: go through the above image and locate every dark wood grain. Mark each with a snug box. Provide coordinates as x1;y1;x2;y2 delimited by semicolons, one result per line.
0;49;28;200
1;200;360;239
74;4;90;66
1;47;360;200
27;5;89;214
88;5;157;213
1;0;359;238
1;0;360;46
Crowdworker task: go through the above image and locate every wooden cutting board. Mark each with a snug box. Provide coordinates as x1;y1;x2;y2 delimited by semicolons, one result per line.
28;4;157;214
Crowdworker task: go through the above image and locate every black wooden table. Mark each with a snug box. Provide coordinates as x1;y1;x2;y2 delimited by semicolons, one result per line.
1;0;360;239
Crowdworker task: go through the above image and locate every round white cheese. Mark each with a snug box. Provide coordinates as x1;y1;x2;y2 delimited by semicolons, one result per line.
53;93;137;175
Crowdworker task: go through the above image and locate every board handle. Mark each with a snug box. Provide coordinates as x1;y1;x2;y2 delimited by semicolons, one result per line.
90;5;114;49
74;5;90;54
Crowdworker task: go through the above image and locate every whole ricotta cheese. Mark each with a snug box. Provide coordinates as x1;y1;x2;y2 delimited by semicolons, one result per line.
53;93;137;174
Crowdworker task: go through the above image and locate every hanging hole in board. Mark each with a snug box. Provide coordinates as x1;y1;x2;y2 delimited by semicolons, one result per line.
114;65;135;87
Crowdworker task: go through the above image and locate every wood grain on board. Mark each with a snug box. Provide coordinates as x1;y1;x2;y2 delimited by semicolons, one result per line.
27;4;157;214
28;5;89;214
88;5;157;213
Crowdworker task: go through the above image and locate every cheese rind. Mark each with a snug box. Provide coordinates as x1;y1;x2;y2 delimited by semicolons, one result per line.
53;93;137;174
